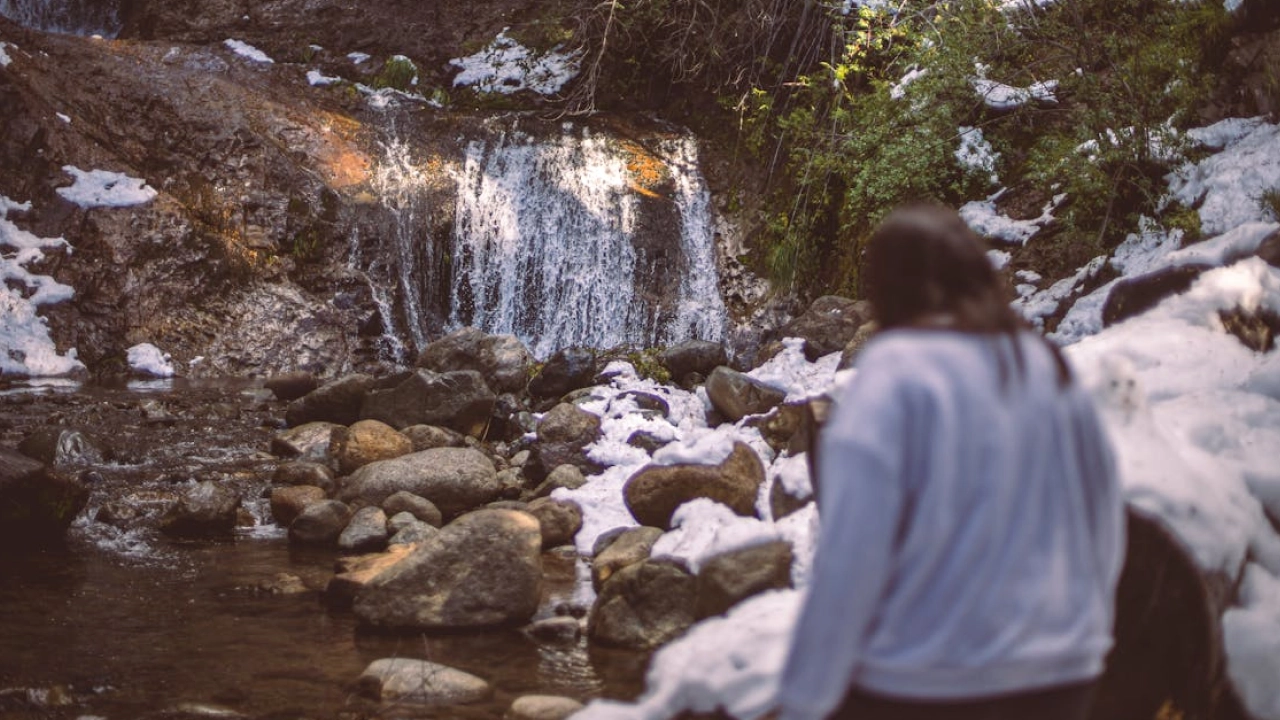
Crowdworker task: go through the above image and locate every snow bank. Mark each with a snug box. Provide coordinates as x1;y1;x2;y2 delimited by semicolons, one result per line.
126;343;176;378
450;29;579;95
1167;117;1280;237
959;191;1061;245
224;39;274;64
0;195;83;377
57;166;157;208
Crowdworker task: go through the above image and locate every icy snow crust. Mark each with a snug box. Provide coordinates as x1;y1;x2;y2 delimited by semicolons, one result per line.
0;196;83;377
127;343;176;378
57;166;157;208
571;117;1280;720
449;29;579;96
223;39;274;64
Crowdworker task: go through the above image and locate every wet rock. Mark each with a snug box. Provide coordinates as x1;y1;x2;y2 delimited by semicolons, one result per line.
271;461;334;493
415;327;533;394
532;464;587;498
339;448;500;519
285;374;376;427
509;695;585;720
269;485;327;527
704;367;787;422
353;509;543;630
626;430;669;455
263;372;319;402
0;448;88;545
361;369;495;437
356;658;491;705
338;506;388;553
528;347;597;399
331;419;412;475
589;558;697;649
531;403;602;478
771;295;872;361
160;480;240;537
623;442;765;529
288;499;352;545
95;501;142;528
382;491;443;528
402;424;466;452
591;526;664;590
660;340;728;383
695;541;794;619
1103;264;1214;327
270;422;340;463
388;520;438;546
523;616;582;644
326;544;418;608
525;497;583;549
17;427;103;466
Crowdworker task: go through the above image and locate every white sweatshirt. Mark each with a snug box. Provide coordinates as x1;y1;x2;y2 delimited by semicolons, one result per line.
778;329;1124;720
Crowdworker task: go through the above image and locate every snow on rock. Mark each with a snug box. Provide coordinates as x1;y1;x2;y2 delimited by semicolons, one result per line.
449;29;579;95
959;191;1061;246
126;343;175;378
889;65;927;101
1167;117;1280;237
970;75;1057;110
56;166;157;208
650;499;784;575
223;39;274;64
1;195;82;377
745;338;842;402
306;69;341;86
956;126;999;185
348;52;371;64
1014;255;1107;328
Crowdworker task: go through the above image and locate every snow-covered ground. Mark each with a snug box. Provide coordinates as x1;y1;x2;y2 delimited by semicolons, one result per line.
449;29;580;96
569;117;1280;720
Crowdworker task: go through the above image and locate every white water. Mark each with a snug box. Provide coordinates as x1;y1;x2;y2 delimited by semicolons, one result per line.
450;125;727;359
0;0;120;36
369;138;437;358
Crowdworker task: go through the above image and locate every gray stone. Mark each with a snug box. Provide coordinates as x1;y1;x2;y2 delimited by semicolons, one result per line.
704;367;787;422
288;499;352;545
659;339;728;382
623;442;765;529
772;295;872;361
263;371;318;402
591;526;664;590
533;464;588;498
415;327;533;394
360;369;495;437
382;491;443;527
695;541;794;619
338;506;389;553
528;347;597;399
339;447;499;519
159;480;239;537
271;461;334;493
389;520;438;546
532;403;603;477
353;509;542;630
508;695;585;720
526;497;583;549
588;558;696;649
402;424;466;452
270;422;340;463
0;448;88;544
284;374;375;427
17;427;103;467
356;658;491;705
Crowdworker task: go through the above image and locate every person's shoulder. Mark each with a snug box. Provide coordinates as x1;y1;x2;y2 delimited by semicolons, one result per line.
856;329;973;368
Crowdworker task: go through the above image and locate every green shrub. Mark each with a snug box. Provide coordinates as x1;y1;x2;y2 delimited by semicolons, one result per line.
373;55;419;92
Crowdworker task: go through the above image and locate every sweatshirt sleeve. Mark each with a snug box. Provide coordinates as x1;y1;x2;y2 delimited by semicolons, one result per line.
777;349;911;720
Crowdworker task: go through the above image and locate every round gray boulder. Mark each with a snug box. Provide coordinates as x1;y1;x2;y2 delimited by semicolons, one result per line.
339;448;499;519
356;658;491;705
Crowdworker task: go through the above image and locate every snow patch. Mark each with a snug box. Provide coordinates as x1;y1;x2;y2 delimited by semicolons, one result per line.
959;191;1062;245
449;29;579;95
1167;118;1280;237
56;166;157;208
223;39;274;64
306;69;341;86
0;41;13;67
956;126;999;185
126;343;175;378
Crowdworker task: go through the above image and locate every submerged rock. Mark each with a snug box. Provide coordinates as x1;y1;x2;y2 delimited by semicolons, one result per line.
356;658;491;705
353;509;542;630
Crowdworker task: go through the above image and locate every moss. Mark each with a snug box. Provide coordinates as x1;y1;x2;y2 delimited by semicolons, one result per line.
1162;202;1203;245
373;55;419;92
625;348;671;384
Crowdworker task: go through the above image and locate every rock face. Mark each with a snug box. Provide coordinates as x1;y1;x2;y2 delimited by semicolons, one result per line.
361;369;495;437
331;419;412;475
772;296;872;360
416;327;532;394
623;442;765;529
528;347;597;399
659;340;728;383
694;541;794;619
339;448;499;519
704;367;787;422
589;558;697;649
353;509;543;630
0;448;89;544
356;658;492;705
159;480;239;536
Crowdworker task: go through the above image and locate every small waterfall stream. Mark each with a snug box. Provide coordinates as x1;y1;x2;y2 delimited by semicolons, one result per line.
0;0;121;36
449;124;727;359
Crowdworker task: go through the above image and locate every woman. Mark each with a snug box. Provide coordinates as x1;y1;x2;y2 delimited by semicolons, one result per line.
778;204;1124;720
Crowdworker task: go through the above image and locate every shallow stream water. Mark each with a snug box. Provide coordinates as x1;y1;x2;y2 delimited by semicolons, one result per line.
0;380;647;719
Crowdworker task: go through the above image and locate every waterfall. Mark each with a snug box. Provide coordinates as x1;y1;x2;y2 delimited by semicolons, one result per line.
369;138;436;356
0;0;121;37
450;125;727;359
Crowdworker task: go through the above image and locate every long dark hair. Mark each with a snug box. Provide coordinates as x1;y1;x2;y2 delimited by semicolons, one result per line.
865;203;1072;387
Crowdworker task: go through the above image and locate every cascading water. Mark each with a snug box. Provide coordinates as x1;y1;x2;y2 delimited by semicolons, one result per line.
450;125;727;359
0;0;121;37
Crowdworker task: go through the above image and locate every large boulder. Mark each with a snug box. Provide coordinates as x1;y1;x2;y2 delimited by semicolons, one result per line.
339;448;499;519
659;340;728;383
588;558;697;649
0;448;89;545
694;541;794;619
353;509;543;630
623;442;765;529
528;347;597;399
591;526;664;590
356;658;492;705
704;367;787;422
415;327;533;394
270;422;341;463
331;419;412;475
531;403;602;478
338;505;389;553
284;374;376;427
772;296;872;361
159;480;239;537
1102;263;1213;327
360;369;495;437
